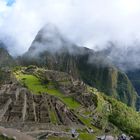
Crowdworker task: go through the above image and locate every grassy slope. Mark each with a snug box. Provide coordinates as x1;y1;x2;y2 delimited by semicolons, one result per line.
49;109;58;124
106;96;140;139
88;87;140;139
48;134;96;140
14;69;101;140
79;58;138;109
14;68;140;139
15;71;80;109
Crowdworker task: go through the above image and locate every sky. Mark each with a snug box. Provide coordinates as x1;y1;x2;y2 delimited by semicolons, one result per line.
1;0;140;69
6;0;15;6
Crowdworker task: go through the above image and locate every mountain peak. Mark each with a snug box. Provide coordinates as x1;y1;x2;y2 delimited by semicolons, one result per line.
28;24;70;55
39;23;61;37
0;41;7;49
27;24;96;58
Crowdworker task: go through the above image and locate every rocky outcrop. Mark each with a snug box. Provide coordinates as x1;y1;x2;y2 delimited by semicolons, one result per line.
0;42;15;68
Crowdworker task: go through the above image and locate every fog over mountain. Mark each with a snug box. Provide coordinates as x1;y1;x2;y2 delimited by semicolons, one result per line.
1;0;140;71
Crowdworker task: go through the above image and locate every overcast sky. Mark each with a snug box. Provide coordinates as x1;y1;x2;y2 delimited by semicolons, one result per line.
1;0;140;56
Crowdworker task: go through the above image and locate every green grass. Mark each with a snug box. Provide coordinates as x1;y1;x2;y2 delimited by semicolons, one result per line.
15;72;80;109
49;110;58;124
77;115;100;136
48;136;77;140
48;134;96;140
0;135;14;140
78;116;92;127
14;68;140;139
106;96;140;139
79;133;96;140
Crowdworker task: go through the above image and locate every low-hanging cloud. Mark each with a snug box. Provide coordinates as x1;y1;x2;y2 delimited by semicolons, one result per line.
1;0;140;70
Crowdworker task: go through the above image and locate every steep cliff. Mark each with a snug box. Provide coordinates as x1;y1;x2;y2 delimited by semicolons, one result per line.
0;42;15;67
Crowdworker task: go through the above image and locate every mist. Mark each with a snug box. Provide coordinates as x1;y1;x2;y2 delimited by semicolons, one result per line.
1;0;140;71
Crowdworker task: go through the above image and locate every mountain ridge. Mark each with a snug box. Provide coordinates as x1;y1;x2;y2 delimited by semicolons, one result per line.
19;25;139;109
0;66;139;139
0;26;140;139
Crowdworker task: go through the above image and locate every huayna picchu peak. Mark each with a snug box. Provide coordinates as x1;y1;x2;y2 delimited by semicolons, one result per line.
20;26;140;110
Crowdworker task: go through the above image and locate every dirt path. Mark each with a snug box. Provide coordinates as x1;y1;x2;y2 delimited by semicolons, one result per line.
26;129;71;135
0;126;35;140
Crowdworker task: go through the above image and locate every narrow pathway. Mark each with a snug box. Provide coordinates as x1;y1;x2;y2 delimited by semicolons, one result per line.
26;129;71;135
0;126;35;140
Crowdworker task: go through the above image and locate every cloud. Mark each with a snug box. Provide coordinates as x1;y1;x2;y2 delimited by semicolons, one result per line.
0;0;140;70
0;0;10;24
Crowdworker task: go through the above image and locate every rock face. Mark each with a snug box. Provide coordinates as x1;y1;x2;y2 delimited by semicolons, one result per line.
0;69;11;85
0;42;15;68
20;25;139;109
127;70;140;109
127;70;140;96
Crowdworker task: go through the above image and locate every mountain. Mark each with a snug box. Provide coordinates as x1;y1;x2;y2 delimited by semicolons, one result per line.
0;41;15;67
95;44;140;109
20;25;139;109
0;41;15;86
127;70;140;96
0;26;140;139
0;66;139;139
97;45;140;95
127;70;140;109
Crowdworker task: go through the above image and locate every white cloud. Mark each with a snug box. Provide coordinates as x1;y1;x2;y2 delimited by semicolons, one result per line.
1;0;140;56
0;0;10;25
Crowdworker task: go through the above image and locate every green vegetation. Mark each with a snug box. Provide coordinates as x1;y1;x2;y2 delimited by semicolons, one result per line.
0;135;14;140
89;87;140;139
79;133;96;140
22;41;139;109
78;58;138;108
48;133;96;140
15;71;80;109
106;97;140;139
48;136;76;140
78;115;92;127
14;67;140;139
49;110;58;124
116;71;137;108
127;70;140;97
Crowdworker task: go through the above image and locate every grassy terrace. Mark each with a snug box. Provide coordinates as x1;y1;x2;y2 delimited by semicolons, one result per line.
14;70;101;140
15;71;80;109
48;134;96;140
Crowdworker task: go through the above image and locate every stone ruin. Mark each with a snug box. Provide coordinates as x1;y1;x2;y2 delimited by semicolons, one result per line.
35;69;96;108
0;82;83;132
